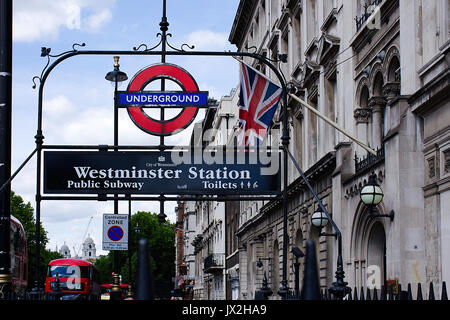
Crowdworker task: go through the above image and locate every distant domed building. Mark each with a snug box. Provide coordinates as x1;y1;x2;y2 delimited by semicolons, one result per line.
81;235;97;262
58;235;98;262
59;242;71;258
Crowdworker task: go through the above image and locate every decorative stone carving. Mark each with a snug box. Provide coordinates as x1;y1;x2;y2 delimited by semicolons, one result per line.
354;107;372;123
368;96;387;113
444;150;450;174
383;82;401;102
428;156;436;179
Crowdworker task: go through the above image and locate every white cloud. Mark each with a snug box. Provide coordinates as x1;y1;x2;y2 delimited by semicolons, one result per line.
13;0;115;42
41;92;205;147
186;30;232;51
82;8;112;33
44;95;75;117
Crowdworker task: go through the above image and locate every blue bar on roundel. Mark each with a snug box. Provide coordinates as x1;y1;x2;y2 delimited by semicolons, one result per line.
118;91;208;106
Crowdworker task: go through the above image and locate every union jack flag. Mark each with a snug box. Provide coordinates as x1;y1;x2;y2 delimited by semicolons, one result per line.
237;61;282;147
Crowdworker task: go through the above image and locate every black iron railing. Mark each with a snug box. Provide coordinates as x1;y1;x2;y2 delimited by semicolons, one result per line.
322;281;448;301
204;253;225;273
355;145;385;174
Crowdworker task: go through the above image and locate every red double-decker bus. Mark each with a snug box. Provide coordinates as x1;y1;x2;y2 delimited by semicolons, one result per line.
45;258;101;299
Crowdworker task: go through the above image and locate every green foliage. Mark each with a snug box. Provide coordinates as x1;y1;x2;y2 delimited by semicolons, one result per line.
94;255;113;284
10;191;62;289
94;211;175;287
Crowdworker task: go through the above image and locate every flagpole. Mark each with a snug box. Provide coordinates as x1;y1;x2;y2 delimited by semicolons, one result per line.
234;56;291;298
288;93;377;156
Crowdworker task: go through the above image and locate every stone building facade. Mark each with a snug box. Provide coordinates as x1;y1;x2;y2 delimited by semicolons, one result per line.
226;0;450;300
185;94;239;300
176;0;449;300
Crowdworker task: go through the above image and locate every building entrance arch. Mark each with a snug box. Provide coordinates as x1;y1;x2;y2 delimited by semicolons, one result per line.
351;203;387;290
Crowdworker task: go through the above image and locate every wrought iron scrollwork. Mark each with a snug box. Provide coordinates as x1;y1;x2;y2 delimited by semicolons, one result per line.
32;43;86;89
133;33;163;52
165;33;195;52
244;45;258;54
133;32;195;53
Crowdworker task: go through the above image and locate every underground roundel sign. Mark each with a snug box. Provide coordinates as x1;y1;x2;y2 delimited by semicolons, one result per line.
126;63;201;136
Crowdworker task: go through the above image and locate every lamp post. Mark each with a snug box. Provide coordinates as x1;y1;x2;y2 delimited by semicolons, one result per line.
360;173;394;220
134;221;141;291
105;56;128;300
310;205;350;299
286;148;351;299
127;197;133;298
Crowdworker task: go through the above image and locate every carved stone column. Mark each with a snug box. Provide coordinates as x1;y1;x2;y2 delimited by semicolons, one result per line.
369;96;387;149
354;107;372;156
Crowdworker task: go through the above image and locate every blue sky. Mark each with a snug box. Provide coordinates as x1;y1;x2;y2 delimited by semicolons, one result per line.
11;0;240;255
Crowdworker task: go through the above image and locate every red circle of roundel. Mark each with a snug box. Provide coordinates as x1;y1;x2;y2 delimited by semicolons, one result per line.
126;63;200;136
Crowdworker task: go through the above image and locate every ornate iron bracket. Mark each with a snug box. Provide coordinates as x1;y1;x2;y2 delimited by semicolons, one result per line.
32;43;86;89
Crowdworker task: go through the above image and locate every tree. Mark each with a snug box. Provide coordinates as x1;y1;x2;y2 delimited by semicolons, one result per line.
10;191;61;290
94;211;175;289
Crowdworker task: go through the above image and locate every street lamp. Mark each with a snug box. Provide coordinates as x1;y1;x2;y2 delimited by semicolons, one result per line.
158;211;167;224
360;173;394;221
311;208;337;238
105;56;128;84
311;210;328;228
310;206;349;299
360;173;383;206
105;56;128;301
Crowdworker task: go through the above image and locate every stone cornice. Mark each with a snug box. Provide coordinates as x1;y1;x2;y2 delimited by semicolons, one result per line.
229;0;259;48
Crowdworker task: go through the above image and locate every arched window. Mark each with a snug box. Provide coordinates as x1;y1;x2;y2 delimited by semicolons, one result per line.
293;229;304;290
372;72;384;97
272;240;280;296
354;83;372;156
387;56;400;83
370;72;386;149
360;86;369;109
383;48;401;102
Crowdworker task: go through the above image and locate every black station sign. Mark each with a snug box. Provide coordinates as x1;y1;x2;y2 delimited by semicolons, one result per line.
43;151;281;195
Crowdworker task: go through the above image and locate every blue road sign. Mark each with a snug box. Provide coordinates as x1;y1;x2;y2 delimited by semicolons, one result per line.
108;226;124;241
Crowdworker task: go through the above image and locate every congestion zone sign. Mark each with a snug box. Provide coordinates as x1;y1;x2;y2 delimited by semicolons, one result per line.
103;214;128;251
